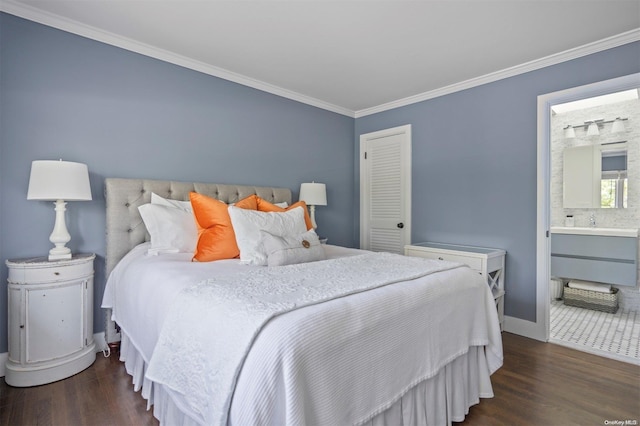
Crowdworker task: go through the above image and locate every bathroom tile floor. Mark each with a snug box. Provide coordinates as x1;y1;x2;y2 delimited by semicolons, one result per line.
550;299;639;365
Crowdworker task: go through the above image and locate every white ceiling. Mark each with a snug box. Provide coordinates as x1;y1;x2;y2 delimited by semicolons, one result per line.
3;1;639;117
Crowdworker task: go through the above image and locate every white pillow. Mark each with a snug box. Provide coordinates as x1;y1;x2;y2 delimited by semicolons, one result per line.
228;205;307;265
261;229;325;267
138;203;198;254
151;192;193;212
274;201;288;208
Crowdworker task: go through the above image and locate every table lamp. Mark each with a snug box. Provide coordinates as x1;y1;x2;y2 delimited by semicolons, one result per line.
299;182;327;230
27;160;92;261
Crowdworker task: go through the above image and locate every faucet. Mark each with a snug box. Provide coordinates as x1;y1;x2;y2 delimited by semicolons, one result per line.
589;213;596;227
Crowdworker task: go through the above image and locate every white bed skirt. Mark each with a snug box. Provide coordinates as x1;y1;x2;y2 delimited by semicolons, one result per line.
119;332;494;426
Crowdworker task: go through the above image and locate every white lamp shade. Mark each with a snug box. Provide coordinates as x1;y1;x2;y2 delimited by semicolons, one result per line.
611;118;626;133
586;122;600;137
299;182;327;206
564;126;576;139
27;160;92;201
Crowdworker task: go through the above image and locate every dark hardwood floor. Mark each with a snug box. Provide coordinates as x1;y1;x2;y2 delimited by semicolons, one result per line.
0;353;158;426
455;333;639;425
1;333;638;425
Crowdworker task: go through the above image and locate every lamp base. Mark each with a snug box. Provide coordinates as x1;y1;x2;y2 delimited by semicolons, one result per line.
49;244;72;261
48;200;72;262
48;252;72;261
309;204;318;230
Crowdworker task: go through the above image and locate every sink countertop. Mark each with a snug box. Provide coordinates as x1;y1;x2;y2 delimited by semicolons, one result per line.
550;227;639;237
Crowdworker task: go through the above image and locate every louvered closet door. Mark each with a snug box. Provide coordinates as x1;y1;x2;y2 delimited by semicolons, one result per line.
360;125;411;253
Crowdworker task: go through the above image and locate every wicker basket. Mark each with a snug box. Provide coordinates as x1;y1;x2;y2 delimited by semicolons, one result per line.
563;285;618;313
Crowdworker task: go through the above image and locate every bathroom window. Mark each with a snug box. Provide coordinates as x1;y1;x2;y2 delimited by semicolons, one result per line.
601;170;627;208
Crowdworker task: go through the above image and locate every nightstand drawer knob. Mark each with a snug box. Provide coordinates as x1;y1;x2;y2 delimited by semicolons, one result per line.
54;272;60;276
397;222;404;229
438;257;444;260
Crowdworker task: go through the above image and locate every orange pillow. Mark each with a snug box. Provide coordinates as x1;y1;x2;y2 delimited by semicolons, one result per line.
234;194;259;210
256;197;313;230
189;192;257;261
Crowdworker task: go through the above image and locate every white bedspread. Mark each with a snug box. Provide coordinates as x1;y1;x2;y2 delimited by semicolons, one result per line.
102;244;503;426
145;253;502;425
102;243;364;365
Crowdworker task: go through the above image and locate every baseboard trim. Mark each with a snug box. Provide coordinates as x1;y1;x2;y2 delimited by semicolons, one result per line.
93;332;108;354
0;332;108;378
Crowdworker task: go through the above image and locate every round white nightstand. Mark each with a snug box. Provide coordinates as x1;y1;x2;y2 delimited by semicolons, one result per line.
5;253;96;387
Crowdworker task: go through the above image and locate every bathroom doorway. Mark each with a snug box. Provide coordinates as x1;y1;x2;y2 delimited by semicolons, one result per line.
537;73;640;364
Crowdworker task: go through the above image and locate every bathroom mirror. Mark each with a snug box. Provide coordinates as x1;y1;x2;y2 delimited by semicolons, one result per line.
600;145;627;208
563;142;628;208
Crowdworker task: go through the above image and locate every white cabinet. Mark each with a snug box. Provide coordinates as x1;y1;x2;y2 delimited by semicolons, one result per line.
405;242;506;330
5;253;96;387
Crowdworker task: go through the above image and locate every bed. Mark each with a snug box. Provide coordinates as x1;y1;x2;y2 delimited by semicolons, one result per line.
101;178;503;426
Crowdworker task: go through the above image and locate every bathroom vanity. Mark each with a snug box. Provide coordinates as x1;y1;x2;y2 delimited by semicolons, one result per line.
550;227;638;286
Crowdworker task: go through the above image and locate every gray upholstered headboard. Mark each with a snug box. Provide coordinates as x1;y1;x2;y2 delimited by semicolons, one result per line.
104;178;292;278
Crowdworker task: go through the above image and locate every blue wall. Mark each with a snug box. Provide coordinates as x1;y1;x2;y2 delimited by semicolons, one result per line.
1;12;639;356
355;42;640;322
0;14;355;353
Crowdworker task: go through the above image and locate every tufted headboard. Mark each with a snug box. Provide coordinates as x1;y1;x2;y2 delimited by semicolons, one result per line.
104;178;292;278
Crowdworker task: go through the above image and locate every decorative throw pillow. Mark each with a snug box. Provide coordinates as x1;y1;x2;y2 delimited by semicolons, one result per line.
256;197;313;230
228;194;260;209
261;229;325;267
190;192;257;262
138;203;198;254
228;205;307;265
151;192;193;212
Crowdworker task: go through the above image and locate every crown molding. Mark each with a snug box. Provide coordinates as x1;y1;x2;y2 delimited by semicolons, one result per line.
2;0;637;120
355;28;640;118
0;0;356;118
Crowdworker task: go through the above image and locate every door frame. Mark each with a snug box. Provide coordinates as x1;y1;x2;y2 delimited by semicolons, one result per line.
359;124;412;251
535;73;640;342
